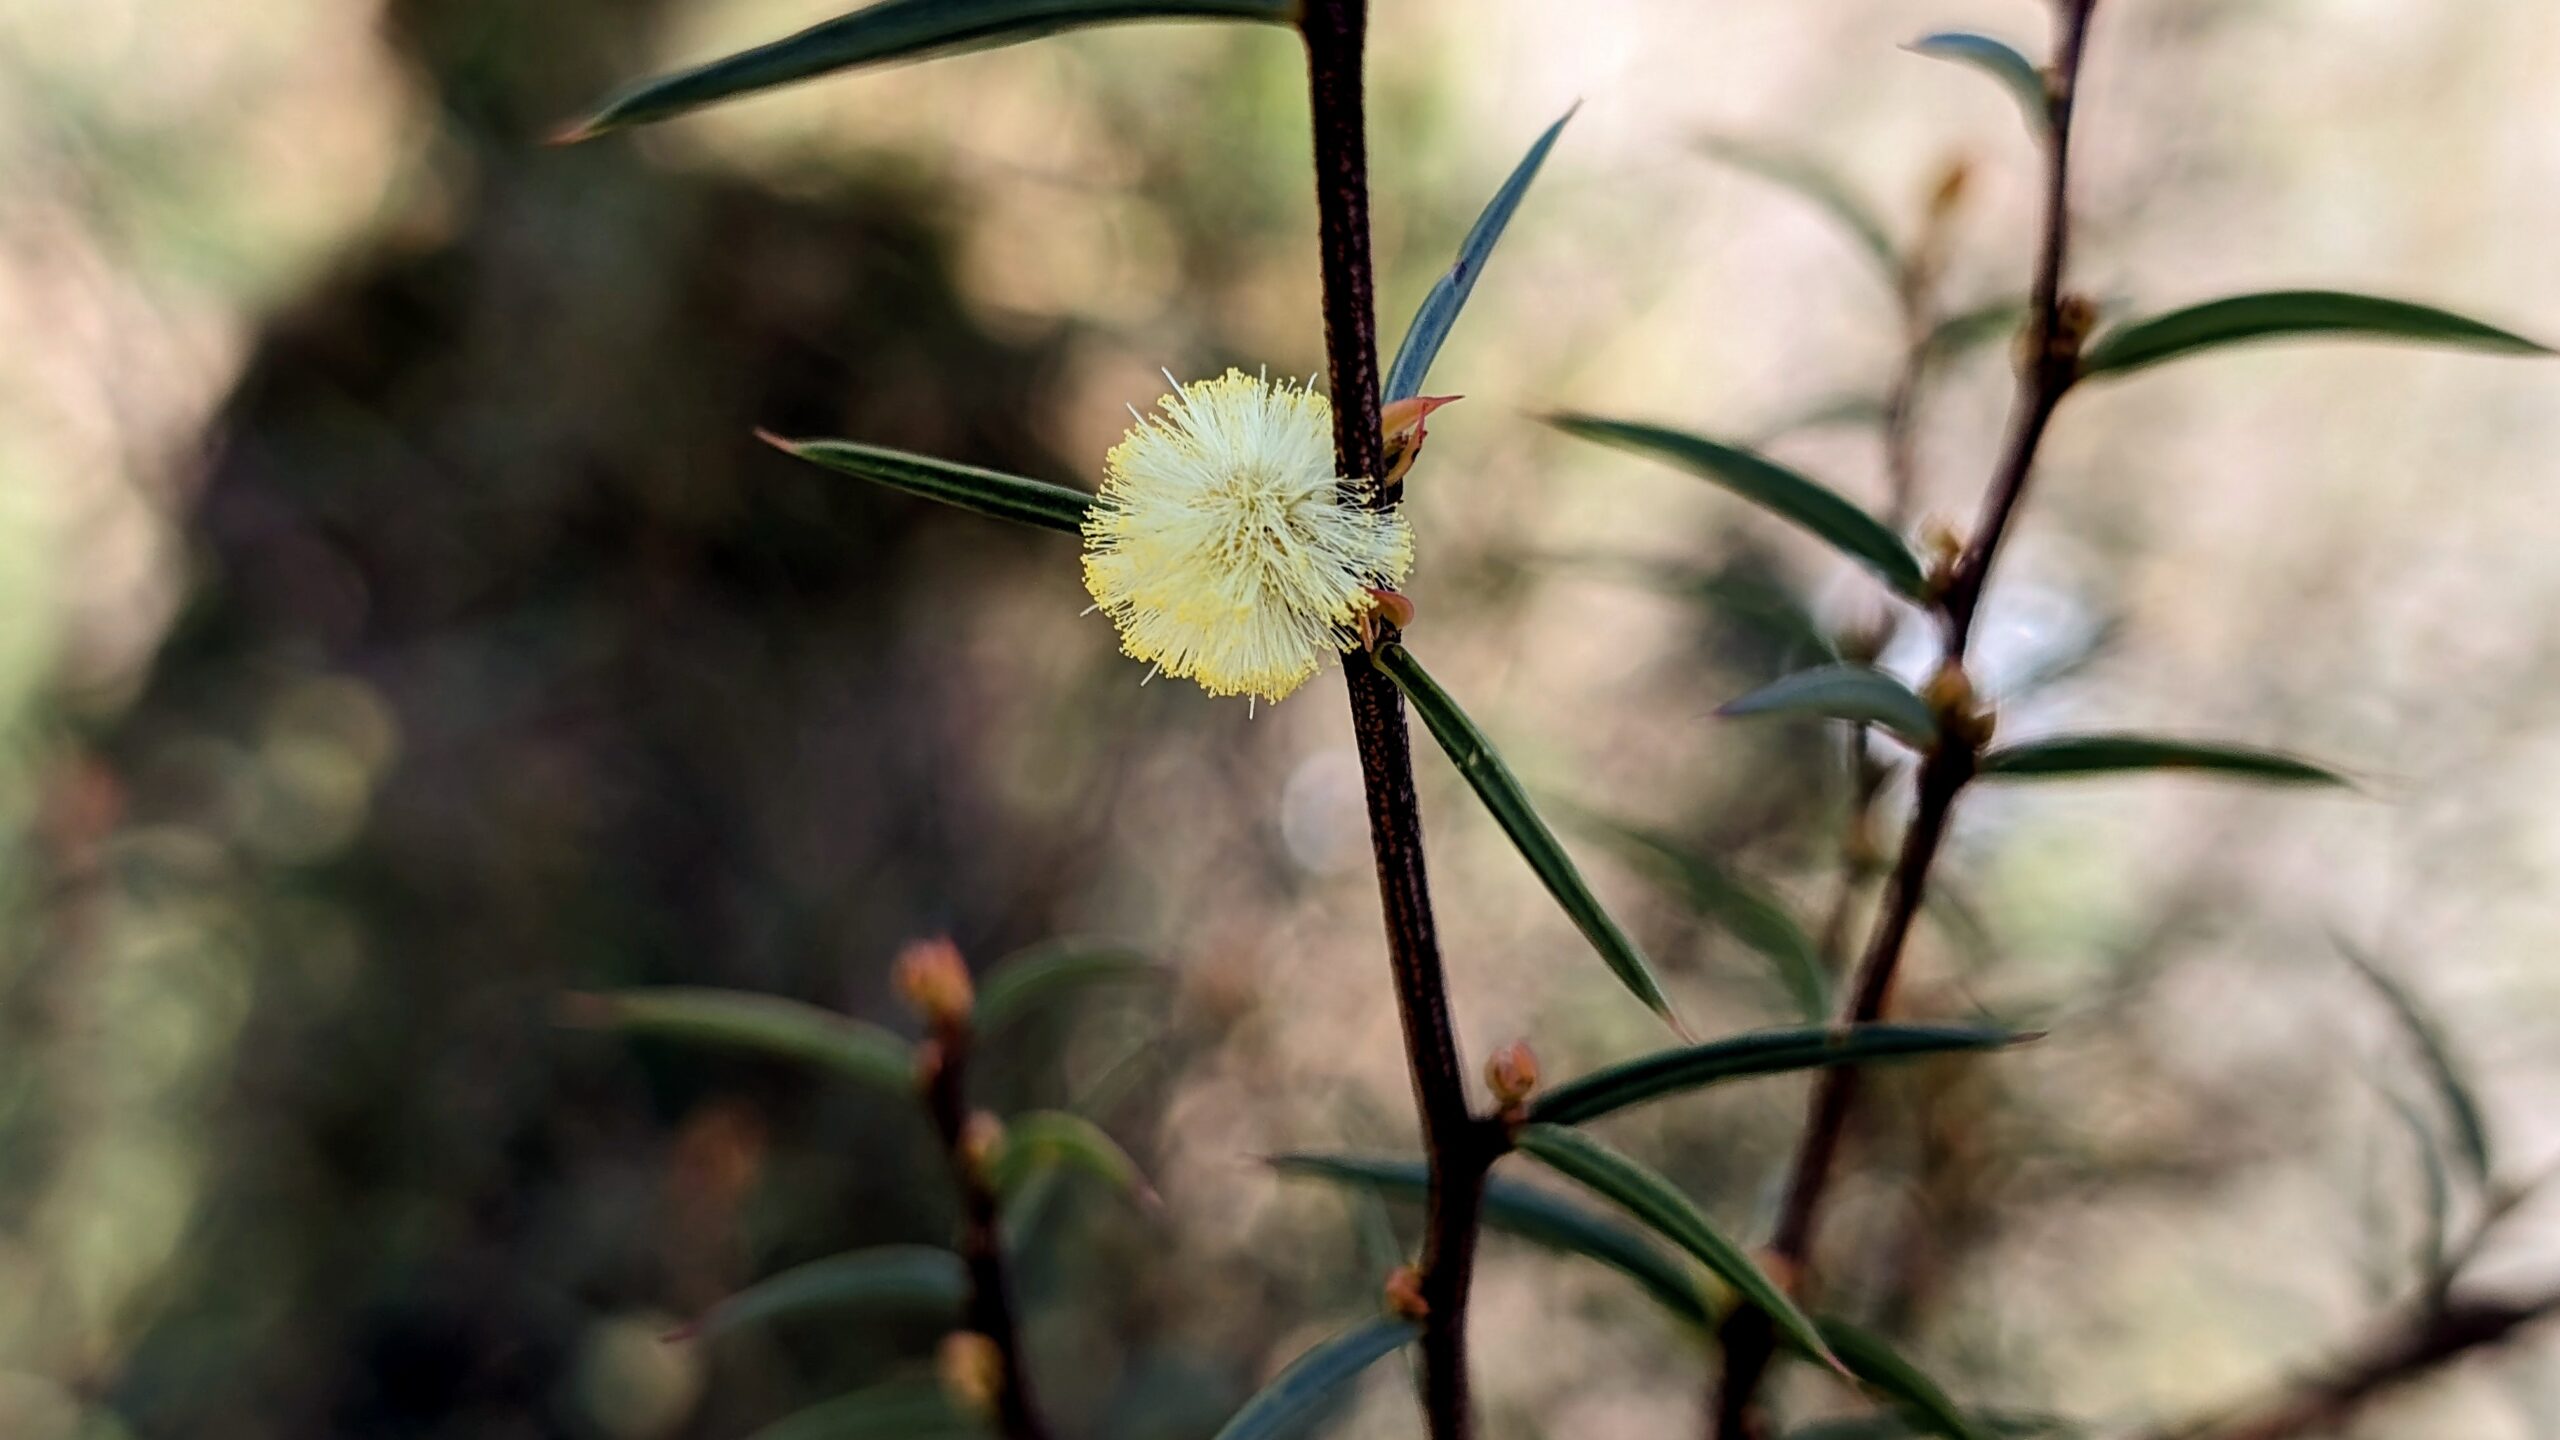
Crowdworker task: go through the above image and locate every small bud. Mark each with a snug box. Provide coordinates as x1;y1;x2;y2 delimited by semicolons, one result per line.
1923;662;1996;749
1926;157;1973;223
1379;394;1460;488
1485;1039;1541;1111
1922;661;1975;719
960;1110;1006;1178
1925;515;1955;589
1366;586;1416;631
1843;806;1882;873
895;937;975;1028
938;1332;1005;1417
1383;1265;1431;1321
2054;292;2101;356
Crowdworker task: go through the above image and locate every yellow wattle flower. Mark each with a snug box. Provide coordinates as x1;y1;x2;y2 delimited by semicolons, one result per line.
1081;369;1414;705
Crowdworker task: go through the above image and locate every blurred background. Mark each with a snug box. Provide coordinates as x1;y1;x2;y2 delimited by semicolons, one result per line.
5;0;2560;1436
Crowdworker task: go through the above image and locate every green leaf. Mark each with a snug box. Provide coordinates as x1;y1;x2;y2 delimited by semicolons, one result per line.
758;432;1093;533
1512;1125;1840;1371
2338;939;2493;1189
1922;299;2029;367
973;939;1159;1035
1209;1316;1420;1440
2372;1083;2454;1288
1905;33;2047;134
561;0;1298;139
1975;734;2347;786
987;1110;1158;1209
679;1246;966;1343
1373;644;1683;1031
2080;291;2552;379
1267;1153;1709;1327
1753;393;1893;445
1810;1317;1996;1440
1385;104;1576;402
1558;811;1829;1021
747;1380;986;1440
1529;1024;2022;1128
1719;664;1939;750
1547;415;1927;599
1696;136;1898;283
566;987;914;1095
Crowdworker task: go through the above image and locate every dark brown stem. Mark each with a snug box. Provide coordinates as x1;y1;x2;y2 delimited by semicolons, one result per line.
1714;6;2100;1435
1301;4;1492;1437
2132;1290;2560;1440
920;1023;1053;1440
1940;1;2099;644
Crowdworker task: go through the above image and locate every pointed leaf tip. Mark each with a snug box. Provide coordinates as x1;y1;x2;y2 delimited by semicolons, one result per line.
2082;290;2553;378
1372;644;1684;1031
567;0;1303;137
1207;1317;1419;1440
769;436;1092;533
1547;415;1927;599
1385;104;1576;401
1514;1124;1847;1376
1976;733;2350;786
1718;664;1940;749
1906;31;2048;135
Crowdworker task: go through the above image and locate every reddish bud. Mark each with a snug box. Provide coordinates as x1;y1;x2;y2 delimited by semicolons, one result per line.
1379;394;1461;488
960;1111;1006;1178
1383;1265;1431;1321
938;1333;1005;1417
895;937;975;1028
1486;1039;1541;1111
1366;587;1417;631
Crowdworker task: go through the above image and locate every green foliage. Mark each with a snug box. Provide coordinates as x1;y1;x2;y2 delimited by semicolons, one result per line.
974;940;1160;1036
1558;810;1830;1021
1374;644;1683;1031
1974;734;2347;786
1208;1317;1420;1440
1905;33;2047;134
567;987;915;1096
1528;1024;2023;1127
1719;665;1939;750
1547;416;1929;599
758;433;1093;533
2080;291;2551;378
1386;105;1577;402
682;1247;968;1343
564;0;1299;138
1923;299;2030;366
1812;1317;2000;1440
987;1110;1157;1207
1511;1124;1839;1371
1268;1152;1712;1328
2338;939;2493;1189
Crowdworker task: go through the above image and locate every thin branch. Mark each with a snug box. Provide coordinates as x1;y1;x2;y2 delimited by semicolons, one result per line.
918;1013;1053;1440
1713;6;2102;1434
2132;1289;2560;1440
1299;4;1496;1437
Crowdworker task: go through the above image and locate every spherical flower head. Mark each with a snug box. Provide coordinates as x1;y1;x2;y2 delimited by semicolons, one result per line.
1082;369;1414;704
